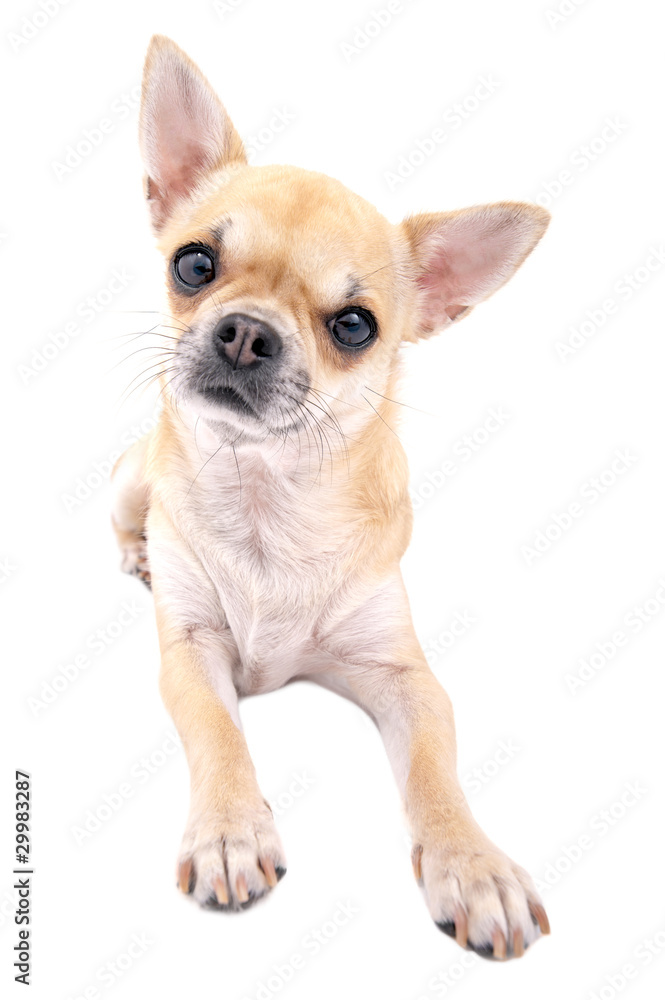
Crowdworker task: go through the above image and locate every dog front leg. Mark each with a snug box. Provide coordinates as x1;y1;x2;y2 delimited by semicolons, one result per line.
329;582;549;959
150;515;286;910
111;434;152;587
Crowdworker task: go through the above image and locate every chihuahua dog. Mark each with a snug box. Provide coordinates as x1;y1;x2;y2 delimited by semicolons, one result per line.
112;35;550;961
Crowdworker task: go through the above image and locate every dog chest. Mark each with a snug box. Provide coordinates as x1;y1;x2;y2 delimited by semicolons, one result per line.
179;455;351;688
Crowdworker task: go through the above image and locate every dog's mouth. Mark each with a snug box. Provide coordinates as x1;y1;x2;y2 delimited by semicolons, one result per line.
199;384;303;433
183;358;312;434
201;384;258;418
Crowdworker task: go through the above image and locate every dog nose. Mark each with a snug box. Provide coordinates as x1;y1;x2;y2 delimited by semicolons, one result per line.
213;313;282;369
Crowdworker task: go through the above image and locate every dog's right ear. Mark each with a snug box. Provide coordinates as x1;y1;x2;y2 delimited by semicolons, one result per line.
139;35;246;232
400;202;549;341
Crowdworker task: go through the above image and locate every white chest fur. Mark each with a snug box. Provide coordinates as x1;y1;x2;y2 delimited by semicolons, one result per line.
163;427;361;693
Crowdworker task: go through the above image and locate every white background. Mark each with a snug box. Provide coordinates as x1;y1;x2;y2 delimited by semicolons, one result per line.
2;0;664;998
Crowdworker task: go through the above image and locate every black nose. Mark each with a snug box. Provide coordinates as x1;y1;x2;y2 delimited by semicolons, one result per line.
213;313;282;369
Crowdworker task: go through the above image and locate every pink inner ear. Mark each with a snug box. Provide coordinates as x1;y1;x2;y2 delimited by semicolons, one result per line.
417;245;484;327
445;303;470;321
159;130;211;201
421;226;510;314
140;42;246;231
418;263;471;326
412;206;545;333
150;93;219;201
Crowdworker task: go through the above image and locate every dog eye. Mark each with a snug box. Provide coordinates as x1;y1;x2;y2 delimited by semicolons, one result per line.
174;247;215;288
328;308;376;347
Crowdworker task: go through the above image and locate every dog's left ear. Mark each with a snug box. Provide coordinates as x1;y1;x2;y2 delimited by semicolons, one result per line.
400;202;549;340
139;35;246;232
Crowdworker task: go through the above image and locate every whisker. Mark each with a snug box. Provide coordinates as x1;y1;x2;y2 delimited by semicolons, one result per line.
303;389;354;467
113;310;192;331
183;427;244;505
156;369;185;406
363;384;434;416
184;438;227;499
158;323;192;334
231;441;242;515
303;398;349;477
122;356;176;392
194;415;202;457
275;398;304;475
121;365;179;406
110;346;177;371
295;381;366;412
263;401;292;464
108;321;162;343
294;400;317;480
361;393;401;439
111;328;183;340
303;404;330;486
109;322;188;344
299;400;323;475
312;407;336;487
284;386;355;476
355;261;396;283
282;395;323;477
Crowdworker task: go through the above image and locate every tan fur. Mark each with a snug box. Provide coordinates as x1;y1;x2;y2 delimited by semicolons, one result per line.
112;35;551;955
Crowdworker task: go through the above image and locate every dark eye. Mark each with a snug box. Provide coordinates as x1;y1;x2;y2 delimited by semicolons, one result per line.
328;308;376;347
174;247;215;288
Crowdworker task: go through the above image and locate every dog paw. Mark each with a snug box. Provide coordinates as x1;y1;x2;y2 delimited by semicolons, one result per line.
120;534;151;590
176;803;287;911
411;835;550;960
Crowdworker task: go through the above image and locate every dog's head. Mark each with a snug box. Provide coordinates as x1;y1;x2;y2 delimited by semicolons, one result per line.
139;36;549;444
